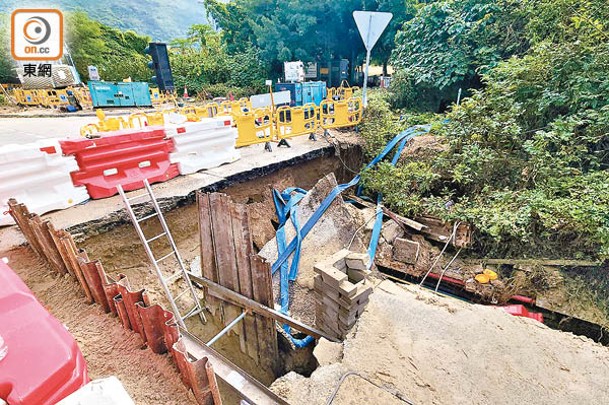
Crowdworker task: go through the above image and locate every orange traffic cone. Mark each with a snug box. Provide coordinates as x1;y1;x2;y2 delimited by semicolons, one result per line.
183;86;189;98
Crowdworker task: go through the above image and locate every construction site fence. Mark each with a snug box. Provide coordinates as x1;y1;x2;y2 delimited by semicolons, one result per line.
7;86;175;110
326;84;360;101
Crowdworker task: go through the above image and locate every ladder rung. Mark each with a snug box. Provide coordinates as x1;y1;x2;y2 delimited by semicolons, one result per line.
128;193;149;201
182;306;204;320
163;270;182;283
155;252;175;263
174;288;190;301
137;212;158;222
146;232;167;244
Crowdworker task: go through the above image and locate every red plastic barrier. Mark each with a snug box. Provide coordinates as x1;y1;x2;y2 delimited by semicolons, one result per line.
0;261;89;404
500;304;544;323
60;127;179;199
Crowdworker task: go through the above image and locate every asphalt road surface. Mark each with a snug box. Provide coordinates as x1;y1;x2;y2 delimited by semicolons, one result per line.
0;116;96;145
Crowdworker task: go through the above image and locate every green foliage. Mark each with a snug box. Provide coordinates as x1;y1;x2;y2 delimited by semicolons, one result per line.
0;0;208;41
390;0;527;110
169;25;268;96
0;14;16;83
361;0;609;259
66;12;151;82
360;90;439;155
205;0;415;77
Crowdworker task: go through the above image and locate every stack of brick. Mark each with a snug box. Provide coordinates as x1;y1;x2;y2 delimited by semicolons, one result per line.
313;249;374;340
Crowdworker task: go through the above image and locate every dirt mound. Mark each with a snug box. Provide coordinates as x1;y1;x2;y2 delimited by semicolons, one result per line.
271;280;609;404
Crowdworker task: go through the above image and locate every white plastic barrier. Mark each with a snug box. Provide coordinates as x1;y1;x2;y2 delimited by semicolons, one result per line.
166;117;240;175
57;376;135;405
0;140;90;226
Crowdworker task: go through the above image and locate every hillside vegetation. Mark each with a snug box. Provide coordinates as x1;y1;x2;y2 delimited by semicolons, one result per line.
0;0;207;41
361;0;609;260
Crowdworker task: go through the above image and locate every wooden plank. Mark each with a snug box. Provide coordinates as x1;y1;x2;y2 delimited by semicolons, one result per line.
230;202;259;360
197;192;220;315
188;273;339;343
249;256;279;373
209;193;241;326
346;195;427;231
7;199;44;256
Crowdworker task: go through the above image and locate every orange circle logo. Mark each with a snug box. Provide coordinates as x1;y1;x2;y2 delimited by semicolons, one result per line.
23;16;51;45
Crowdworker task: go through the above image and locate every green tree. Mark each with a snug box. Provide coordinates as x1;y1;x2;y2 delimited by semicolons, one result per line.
390;0;527;110
204;0;413;79
66;11;151;81
0;14;17;83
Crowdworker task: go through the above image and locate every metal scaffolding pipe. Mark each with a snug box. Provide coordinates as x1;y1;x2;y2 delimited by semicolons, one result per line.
207;310;248;347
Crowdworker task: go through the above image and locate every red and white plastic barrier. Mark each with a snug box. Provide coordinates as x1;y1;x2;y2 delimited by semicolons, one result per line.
0;260;89;403
165;117;240;175
60;127;179;199
0;140;89;226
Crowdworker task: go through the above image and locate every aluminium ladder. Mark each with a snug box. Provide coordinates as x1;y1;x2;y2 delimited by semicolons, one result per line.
117;179;206;329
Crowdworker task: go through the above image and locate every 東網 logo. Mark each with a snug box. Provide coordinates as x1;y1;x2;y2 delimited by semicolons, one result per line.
11;9;63;61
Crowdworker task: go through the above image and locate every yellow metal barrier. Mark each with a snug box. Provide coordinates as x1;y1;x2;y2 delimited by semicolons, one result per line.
146;112;166;126
13;89;42;106
235;108;274;147
327;81;359;101
320;97;363;129
40;89;71;108
93;109;129;132
194;103;220;119
128;113;149;129
70;86;92;109
150;88;162;105
80;123;100;137
275;103;318;140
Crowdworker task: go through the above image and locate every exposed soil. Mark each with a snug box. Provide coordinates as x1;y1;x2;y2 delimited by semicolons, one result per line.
2;246;196;404
0;153;355;403
272;280;609;405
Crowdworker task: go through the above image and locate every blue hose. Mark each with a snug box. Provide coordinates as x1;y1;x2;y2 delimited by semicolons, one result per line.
271;125;432;347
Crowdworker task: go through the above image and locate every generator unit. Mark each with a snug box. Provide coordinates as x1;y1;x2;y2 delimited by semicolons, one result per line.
319;59;349;88
274;81;327;106
88;81;152;108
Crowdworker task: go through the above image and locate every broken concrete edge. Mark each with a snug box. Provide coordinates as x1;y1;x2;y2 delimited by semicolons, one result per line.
64;146;336;241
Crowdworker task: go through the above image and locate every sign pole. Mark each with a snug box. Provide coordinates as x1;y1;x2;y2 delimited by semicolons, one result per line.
353;11;393;108
363;49;371;107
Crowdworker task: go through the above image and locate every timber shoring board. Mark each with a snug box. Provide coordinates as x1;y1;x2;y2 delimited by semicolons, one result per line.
197;192;221;315
188;273;339;343
198;191;280;369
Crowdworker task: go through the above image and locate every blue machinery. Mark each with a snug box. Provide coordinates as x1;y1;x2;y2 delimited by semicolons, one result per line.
271;124;432;347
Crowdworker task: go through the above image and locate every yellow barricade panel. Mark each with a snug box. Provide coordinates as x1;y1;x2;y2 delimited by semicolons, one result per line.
275;104;318;140
80;123;100;137
320;97;362;129
236;108;273;147
129;113;149;129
